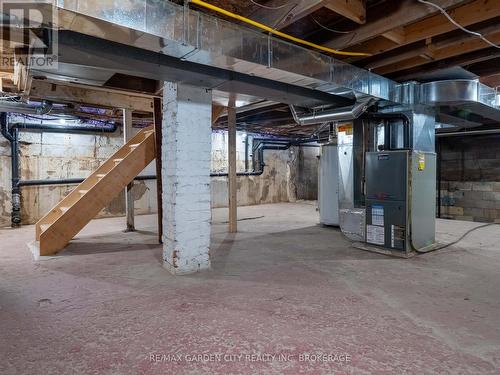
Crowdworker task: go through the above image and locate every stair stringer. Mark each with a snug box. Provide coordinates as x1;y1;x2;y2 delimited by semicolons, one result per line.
36;127;155;256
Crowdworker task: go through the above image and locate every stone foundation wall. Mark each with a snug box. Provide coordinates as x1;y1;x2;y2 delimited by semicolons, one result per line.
0;129;156;227
0;128;319;227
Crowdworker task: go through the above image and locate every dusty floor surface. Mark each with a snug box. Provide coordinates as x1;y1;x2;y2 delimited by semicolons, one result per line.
0;202;499;374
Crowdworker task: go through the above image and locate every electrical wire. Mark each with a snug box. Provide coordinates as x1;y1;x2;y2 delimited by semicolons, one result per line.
418;0;500;49
310;16;354;34
190;0;371;57
416;223;497;254
219;215;265;224
249;0;289;10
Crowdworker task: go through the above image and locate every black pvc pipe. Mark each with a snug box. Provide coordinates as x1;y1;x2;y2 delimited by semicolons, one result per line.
17;175;157;187
251;137;317;144
0;112;13;141
210;171;265;177
19;171;285;183
2;115;117;226
0;113;21;226
10;122;117;134
248;137;320;176
251;139;294;169
213;140;293;178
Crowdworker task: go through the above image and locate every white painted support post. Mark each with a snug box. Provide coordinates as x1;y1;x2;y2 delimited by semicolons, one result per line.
123;108;135;232
227;99;237;233
162;82;212;275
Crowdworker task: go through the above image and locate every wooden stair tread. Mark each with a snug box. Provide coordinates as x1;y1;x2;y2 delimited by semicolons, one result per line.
37;128;155;256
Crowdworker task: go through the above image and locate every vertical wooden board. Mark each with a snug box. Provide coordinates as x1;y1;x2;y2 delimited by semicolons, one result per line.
153;97;163;243
123;108;135;232
227;105;237;233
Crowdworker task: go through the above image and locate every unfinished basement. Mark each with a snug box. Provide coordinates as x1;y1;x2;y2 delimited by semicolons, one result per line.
1;0;500;374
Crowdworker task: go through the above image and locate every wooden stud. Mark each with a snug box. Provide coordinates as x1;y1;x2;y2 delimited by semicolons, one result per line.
391;48;500;81
381;28;406;45
153;97;163;244
375;28;500;74
227;99;237;234
347;0;500;59
323;0;464;50
324;0;366;24
250;0;325;29
403;0;500;48
29;79;155;113
123;108;135;232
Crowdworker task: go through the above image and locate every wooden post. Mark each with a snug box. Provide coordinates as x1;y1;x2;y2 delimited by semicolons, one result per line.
153;97;163;244
227;98;237;233
123;108;135;232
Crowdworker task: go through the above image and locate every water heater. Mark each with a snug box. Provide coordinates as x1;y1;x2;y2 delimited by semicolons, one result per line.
319;143;339;226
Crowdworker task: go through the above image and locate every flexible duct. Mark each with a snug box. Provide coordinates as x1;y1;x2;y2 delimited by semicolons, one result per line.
290;98;376;126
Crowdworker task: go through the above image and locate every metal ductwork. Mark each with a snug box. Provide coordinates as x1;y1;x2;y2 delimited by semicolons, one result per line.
436;129;500;137
50;0;396;103
14;2;500;124
289;97;377;126
420;80;500;123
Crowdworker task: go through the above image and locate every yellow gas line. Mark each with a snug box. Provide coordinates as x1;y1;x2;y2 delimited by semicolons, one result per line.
190;0;371;57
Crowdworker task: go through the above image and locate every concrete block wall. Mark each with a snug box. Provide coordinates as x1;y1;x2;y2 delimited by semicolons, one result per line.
439;135;500;223
439;182;500;223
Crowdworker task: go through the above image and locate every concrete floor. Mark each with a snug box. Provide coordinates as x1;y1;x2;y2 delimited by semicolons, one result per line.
0;202;499;374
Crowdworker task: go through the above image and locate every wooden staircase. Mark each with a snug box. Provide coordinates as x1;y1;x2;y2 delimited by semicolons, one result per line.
35;126;156;256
